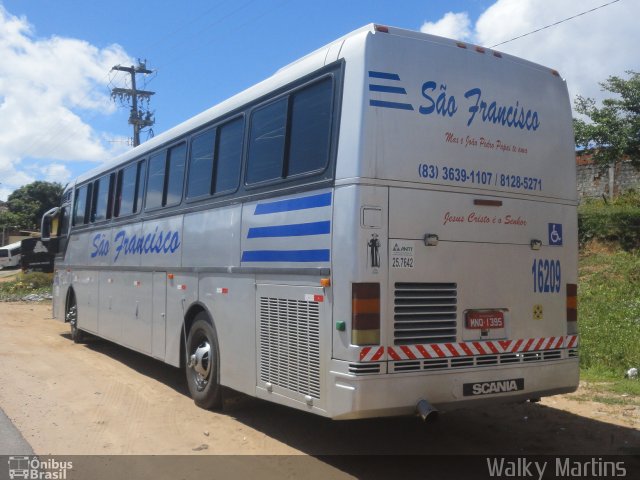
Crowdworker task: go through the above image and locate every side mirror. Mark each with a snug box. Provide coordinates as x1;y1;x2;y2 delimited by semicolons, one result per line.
41;207;60;240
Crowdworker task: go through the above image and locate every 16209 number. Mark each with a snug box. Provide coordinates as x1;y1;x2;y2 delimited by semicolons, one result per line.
531;259;561;293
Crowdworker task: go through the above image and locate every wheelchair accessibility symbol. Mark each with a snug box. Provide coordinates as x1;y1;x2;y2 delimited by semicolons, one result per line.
548;223;563;246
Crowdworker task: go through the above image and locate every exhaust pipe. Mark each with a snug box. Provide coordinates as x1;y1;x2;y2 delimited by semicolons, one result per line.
416;399;438;422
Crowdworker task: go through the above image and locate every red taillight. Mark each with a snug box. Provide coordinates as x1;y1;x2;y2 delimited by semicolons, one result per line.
352;283;380;346
566;283;578;323
374;25;389;33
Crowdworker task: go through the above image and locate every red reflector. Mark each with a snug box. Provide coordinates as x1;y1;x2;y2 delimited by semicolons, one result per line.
493;51;503;58
374;25;389;33
456;42;467;49
551;69;560;77
475;46;486;54
474;199;503;207
566;283;578;323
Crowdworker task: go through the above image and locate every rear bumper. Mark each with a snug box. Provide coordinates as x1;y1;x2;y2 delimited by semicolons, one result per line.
326;357;579;420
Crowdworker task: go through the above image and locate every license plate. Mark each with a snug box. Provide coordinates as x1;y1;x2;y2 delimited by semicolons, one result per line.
463;378;525;396
465;310;505;329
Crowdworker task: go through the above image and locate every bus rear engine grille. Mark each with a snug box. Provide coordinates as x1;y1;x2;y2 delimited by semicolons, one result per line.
259;297;321;399
394;282;457;345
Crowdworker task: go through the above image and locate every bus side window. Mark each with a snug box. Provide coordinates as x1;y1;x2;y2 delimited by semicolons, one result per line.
214;117;243;194
287;77;333;176
91;174;115;223
73;184;91;226
146;151;166;210
166;143;187;206
135;160;146;213
247;98;287;184
115;163;138;217
187;129;215;198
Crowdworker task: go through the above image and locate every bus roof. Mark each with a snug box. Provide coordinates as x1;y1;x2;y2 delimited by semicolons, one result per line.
75;24;562;186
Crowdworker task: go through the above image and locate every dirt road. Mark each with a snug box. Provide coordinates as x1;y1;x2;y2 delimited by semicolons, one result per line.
0;302;638;460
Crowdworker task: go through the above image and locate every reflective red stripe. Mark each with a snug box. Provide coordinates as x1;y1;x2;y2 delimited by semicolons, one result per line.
472;342;487;355
371;346;385;361
431;344;447;357
445;343;459;356
459;343;474;356
416;344;431;358
400;346;417;359
512;339;524;352
387;347;401;360
359;347;371;361
523;338;535;351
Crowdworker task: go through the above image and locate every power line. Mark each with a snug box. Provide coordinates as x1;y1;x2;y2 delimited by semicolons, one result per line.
490;0;622;48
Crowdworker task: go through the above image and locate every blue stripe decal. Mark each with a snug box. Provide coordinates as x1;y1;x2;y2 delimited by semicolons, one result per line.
247;221;330;238
368;71;401;81
241;249;330;262
254;192;332;215
369;84;407;94
369;100;415;111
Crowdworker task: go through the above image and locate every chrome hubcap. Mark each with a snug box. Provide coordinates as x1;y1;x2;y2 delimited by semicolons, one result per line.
189;340;211;389
67;304;78;331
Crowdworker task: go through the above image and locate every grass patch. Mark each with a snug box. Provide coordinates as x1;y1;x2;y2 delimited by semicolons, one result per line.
578;191;640;250
0;271;53;301
578;243;640;373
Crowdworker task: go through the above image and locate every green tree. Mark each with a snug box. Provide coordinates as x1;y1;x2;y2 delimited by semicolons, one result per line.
574;71;640;167
1;181;64;230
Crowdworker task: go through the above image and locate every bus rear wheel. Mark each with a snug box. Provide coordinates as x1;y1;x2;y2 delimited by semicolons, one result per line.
185;315;222;409
66;297;85;344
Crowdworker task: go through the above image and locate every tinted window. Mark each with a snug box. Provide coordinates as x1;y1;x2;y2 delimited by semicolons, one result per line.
116;163;138;217
0;250;7;257
146;152;166;210
247;99;287;184
73;185;91;226
187;130;215;198
166;143;186;206
214;118;243;193
287;78;333;176
92;174;113;222
59;206;69;236
136;160;146;212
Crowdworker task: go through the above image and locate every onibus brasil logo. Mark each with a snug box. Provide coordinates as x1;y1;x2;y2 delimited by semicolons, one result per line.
8;456;73;480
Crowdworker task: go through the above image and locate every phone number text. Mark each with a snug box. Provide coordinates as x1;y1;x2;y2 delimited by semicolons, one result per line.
418;164;543;192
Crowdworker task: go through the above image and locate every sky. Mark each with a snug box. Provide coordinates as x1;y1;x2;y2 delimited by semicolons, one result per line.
0;0;637;200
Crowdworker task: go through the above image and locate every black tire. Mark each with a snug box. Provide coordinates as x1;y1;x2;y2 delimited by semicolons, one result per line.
185;314;222;409
66;294;85;344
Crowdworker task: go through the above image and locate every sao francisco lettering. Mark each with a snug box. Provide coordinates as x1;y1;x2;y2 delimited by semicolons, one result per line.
419;82;540;131
91;227;181;261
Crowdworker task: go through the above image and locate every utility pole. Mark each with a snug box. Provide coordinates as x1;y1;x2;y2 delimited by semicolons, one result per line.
111;60;155;147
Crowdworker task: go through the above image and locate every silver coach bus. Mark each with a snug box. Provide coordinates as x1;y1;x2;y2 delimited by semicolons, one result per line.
42;25;579;419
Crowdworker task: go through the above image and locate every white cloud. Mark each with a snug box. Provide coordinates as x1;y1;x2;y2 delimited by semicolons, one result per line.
0;6;133;200
421;0;638;106
420;12;472;41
